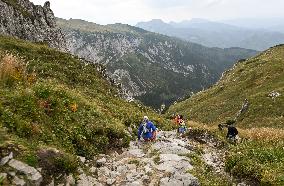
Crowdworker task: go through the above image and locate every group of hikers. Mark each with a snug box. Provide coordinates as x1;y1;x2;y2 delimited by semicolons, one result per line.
138;99;250;142
137;115;239;142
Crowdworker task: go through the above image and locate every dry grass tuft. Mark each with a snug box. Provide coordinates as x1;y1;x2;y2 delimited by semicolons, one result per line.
239;127;284;141
0;54;26;84
0;53;36;86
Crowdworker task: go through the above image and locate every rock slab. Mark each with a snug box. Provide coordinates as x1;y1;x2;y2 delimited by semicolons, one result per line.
8;159;42;186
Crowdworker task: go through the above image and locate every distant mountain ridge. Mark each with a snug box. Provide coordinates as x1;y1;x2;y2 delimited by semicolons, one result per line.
58;18;258;108
136;19;284;51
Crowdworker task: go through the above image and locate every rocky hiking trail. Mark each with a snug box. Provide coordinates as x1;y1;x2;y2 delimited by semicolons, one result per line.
78;131;228;186
0;130;242;186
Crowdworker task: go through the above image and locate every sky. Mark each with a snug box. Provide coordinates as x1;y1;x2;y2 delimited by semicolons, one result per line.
30;0;284;25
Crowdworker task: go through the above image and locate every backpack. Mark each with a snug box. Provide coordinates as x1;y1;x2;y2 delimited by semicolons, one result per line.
142;122;150;134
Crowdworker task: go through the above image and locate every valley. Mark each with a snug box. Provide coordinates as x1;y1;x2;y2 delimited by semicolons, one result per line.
58;18;258;109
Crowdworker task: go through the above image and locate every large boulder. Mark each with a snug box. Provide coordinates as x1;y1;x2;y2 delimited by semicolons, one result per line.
8;159;42;185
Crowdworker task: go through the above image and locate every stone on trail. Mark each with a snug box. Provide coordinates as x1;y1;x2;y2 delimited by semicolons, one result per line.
0;173;7;180
77;173;101;186
96;157;107;167
8;171;16;177
117;165;128;174
106;178;116;185
144;164;153;173
77;156;86;163
174;172;200;186
156;153;193;173
160;173;199;186
160;154;188;162
8;159;42;186
126;180;143;186
127;164;137;170
110;171;119;179
12;176;26;186
126;149;145;158
98;166;111;176
65;174;75;186
155;160;193;173
160;177;183;186
89;166;97;173
0;152;13;166
153;141;191;154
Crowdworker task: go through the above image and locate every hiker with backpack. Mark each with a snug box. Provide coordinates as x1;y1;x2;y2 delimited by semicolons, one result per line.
177;115;187;134
227;124;239;142
138;116;157;142
218;120;239;143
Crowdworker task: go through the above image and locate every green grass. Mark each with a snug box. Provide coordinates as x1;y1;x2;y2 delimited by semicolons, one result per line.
168;44;284;184
0;35;170;173
56;18;146;35
168;45;284;128
225;140;284;185
0;176;4;186
128;159;140;166
186;122;284;185
185;152;231;186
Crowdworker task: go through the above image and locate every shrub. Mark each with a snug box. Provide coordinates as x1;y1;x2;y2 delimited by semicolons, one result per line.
25;153;39;167
0;54;37;87
37;149;78;175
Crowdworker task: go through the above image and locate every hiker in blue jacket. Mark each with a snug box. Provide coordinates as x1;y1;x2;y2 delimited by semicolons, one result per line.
138;116;157;142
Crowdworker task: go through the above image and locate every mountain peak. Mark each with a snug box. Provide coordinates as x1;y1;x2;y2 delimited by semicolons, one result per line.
0;0;66;51
136;19;167;27
149;19;165;23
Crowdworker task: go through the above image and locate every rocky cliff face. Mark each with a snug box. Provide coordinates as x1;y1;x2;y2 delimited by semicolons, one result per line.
0;0;66;50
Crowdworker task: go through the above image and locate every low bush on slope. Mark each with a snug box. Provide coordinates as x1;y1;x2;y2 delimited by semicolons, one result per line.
0;35;170;167
168;45;284;128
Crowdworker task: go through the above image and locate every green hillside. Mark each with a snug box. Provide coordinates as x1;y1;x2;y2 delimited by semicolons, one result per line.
168;45;284;128
0;35;170;167
167;46;284;185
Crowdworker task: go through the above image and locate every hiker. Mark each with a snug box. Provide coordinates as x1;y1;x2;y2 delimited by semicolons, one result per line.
177;115;187;134
138;116;157;142
173;114;180;126
226;125;239;142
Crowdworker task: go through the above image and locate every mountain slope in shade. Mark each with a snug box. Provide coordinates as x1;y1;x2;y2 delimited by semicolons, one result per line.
168;45;284;128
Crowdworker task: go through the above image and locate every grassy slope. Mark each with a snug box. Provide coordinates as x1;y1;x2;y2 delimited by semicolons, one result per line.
0;35;170;167
168;45;284;128
56;18;147;35
167;46;284;185
186;122;284;185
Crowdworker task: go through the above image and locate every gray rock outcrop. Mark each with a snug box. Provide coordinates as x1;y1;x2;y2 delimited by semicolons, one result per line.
0;0;66;50
8;159;42;185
